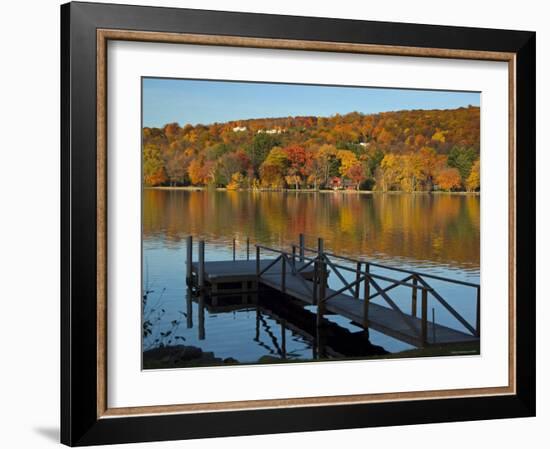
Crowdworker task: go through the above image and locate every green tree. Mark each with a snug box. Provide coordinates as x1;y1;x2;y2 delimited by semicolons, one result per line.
246;133;281;171
447;146;477;183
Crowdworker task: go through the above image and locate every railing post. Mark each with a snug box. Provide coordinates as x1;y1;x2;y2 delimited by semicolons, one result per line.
246;237;250;261
354;261;361;299
432;307;436;343
232;238;236;261
312;255;318;305
299;233;305;262
411;275;418;317
421;288;428;346
281;255;286;293
317;238;325;327
476;286;481;337
186;235;193;285
256;246;260;278
363;263;370;328
198;240;205;290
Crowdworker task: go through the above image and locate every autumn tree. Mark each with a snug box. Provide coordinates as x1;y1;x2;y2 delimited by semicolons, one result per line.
259;147;288;188
143;144;167;186
435;167;462;191
466;159;480;191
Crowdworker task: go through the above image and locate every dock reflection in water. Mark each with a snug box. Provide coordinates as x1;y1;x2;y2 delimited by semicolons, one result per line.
142;190;480;369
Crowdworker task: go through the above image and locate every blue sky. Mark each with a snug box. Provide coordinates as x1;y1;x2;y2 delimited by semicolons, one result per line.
142;78;480;128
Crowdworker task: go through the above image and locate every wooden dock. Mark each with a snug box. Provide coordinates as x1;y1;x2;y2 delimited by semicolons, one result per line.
186;235;480;348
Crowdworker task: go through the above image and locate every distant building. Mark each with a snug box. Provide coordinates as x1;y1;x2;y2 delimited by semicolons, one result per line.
330;177;354;190
232;126;247;132
257;128;284;134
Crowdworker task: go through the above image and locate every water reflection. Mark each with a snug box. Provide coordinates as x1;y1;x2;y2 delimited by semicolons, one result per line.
143;189;480;271
142;189;480;368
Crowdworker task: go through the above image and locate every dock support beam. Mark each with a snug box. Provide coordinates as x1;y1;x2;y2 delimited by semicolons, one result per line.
198;240;205;290
186;235;193;285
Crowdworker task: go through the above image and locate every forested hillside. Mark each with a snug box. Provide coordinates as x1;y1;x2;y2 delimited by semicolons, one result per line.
143;106;480;192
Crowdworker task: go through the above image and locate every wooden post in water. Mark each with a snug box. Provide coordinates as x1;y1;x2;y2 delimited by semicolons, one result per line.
198;240;205;291
299;233;305;262
354;262;361;299
281;256;286;293
411;276;418;317
186;290;193;329
232;238;236;261
363;263;370;328
246;237;250;261
421;288;428;346
291;245;297;274
198;293;205;340
186;236;193;285
256;246;260;278
317;238;325;327
476;286;481;337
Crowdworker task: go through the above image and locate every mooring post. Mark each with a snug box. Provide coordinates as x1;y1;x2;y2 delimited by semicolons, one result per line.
421;288;428;346
186;235;193;285
317;238;325;327
354;261;361;299
198;240;205;290
476;286;481;337
363;263;370;328
411;275;418;317
246;237;250;261
291;244;297;274
232;238;236;261
299;233;305;262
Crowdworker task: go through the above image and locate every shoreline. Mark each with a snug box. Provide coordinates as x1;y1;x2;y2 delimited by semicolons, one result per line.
144;186;480;195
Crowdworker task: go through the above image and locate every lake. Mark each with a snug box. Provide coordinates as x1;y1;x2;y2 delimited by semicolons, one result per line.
142;189;480;367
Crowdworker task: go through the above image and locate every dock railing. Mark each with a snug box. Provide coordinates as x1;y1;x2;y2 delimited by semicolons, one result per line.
255;234;480;345
187;233;480;345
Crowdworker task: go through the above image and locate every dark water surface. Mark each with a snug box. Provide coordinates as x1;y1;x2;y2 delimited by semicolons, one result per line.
142;189;480;367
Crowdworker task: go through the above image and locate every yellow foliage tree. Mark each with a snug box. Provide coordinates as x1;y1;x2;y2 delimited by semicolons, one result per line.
466;159;480;191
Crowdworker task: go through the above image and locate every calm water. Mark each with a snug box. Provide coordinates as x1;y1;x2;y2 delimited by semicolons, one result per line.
142;189;480;367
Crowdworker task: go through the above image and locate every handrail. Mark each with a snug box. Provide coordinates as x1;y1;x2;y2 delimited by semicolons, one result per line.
414;275;477;336
327;259;430;290
255;239;478;341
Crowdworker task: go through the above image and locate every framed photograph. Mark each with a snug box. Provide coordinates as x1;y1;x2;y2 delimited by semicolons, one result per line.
61;1;535;446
